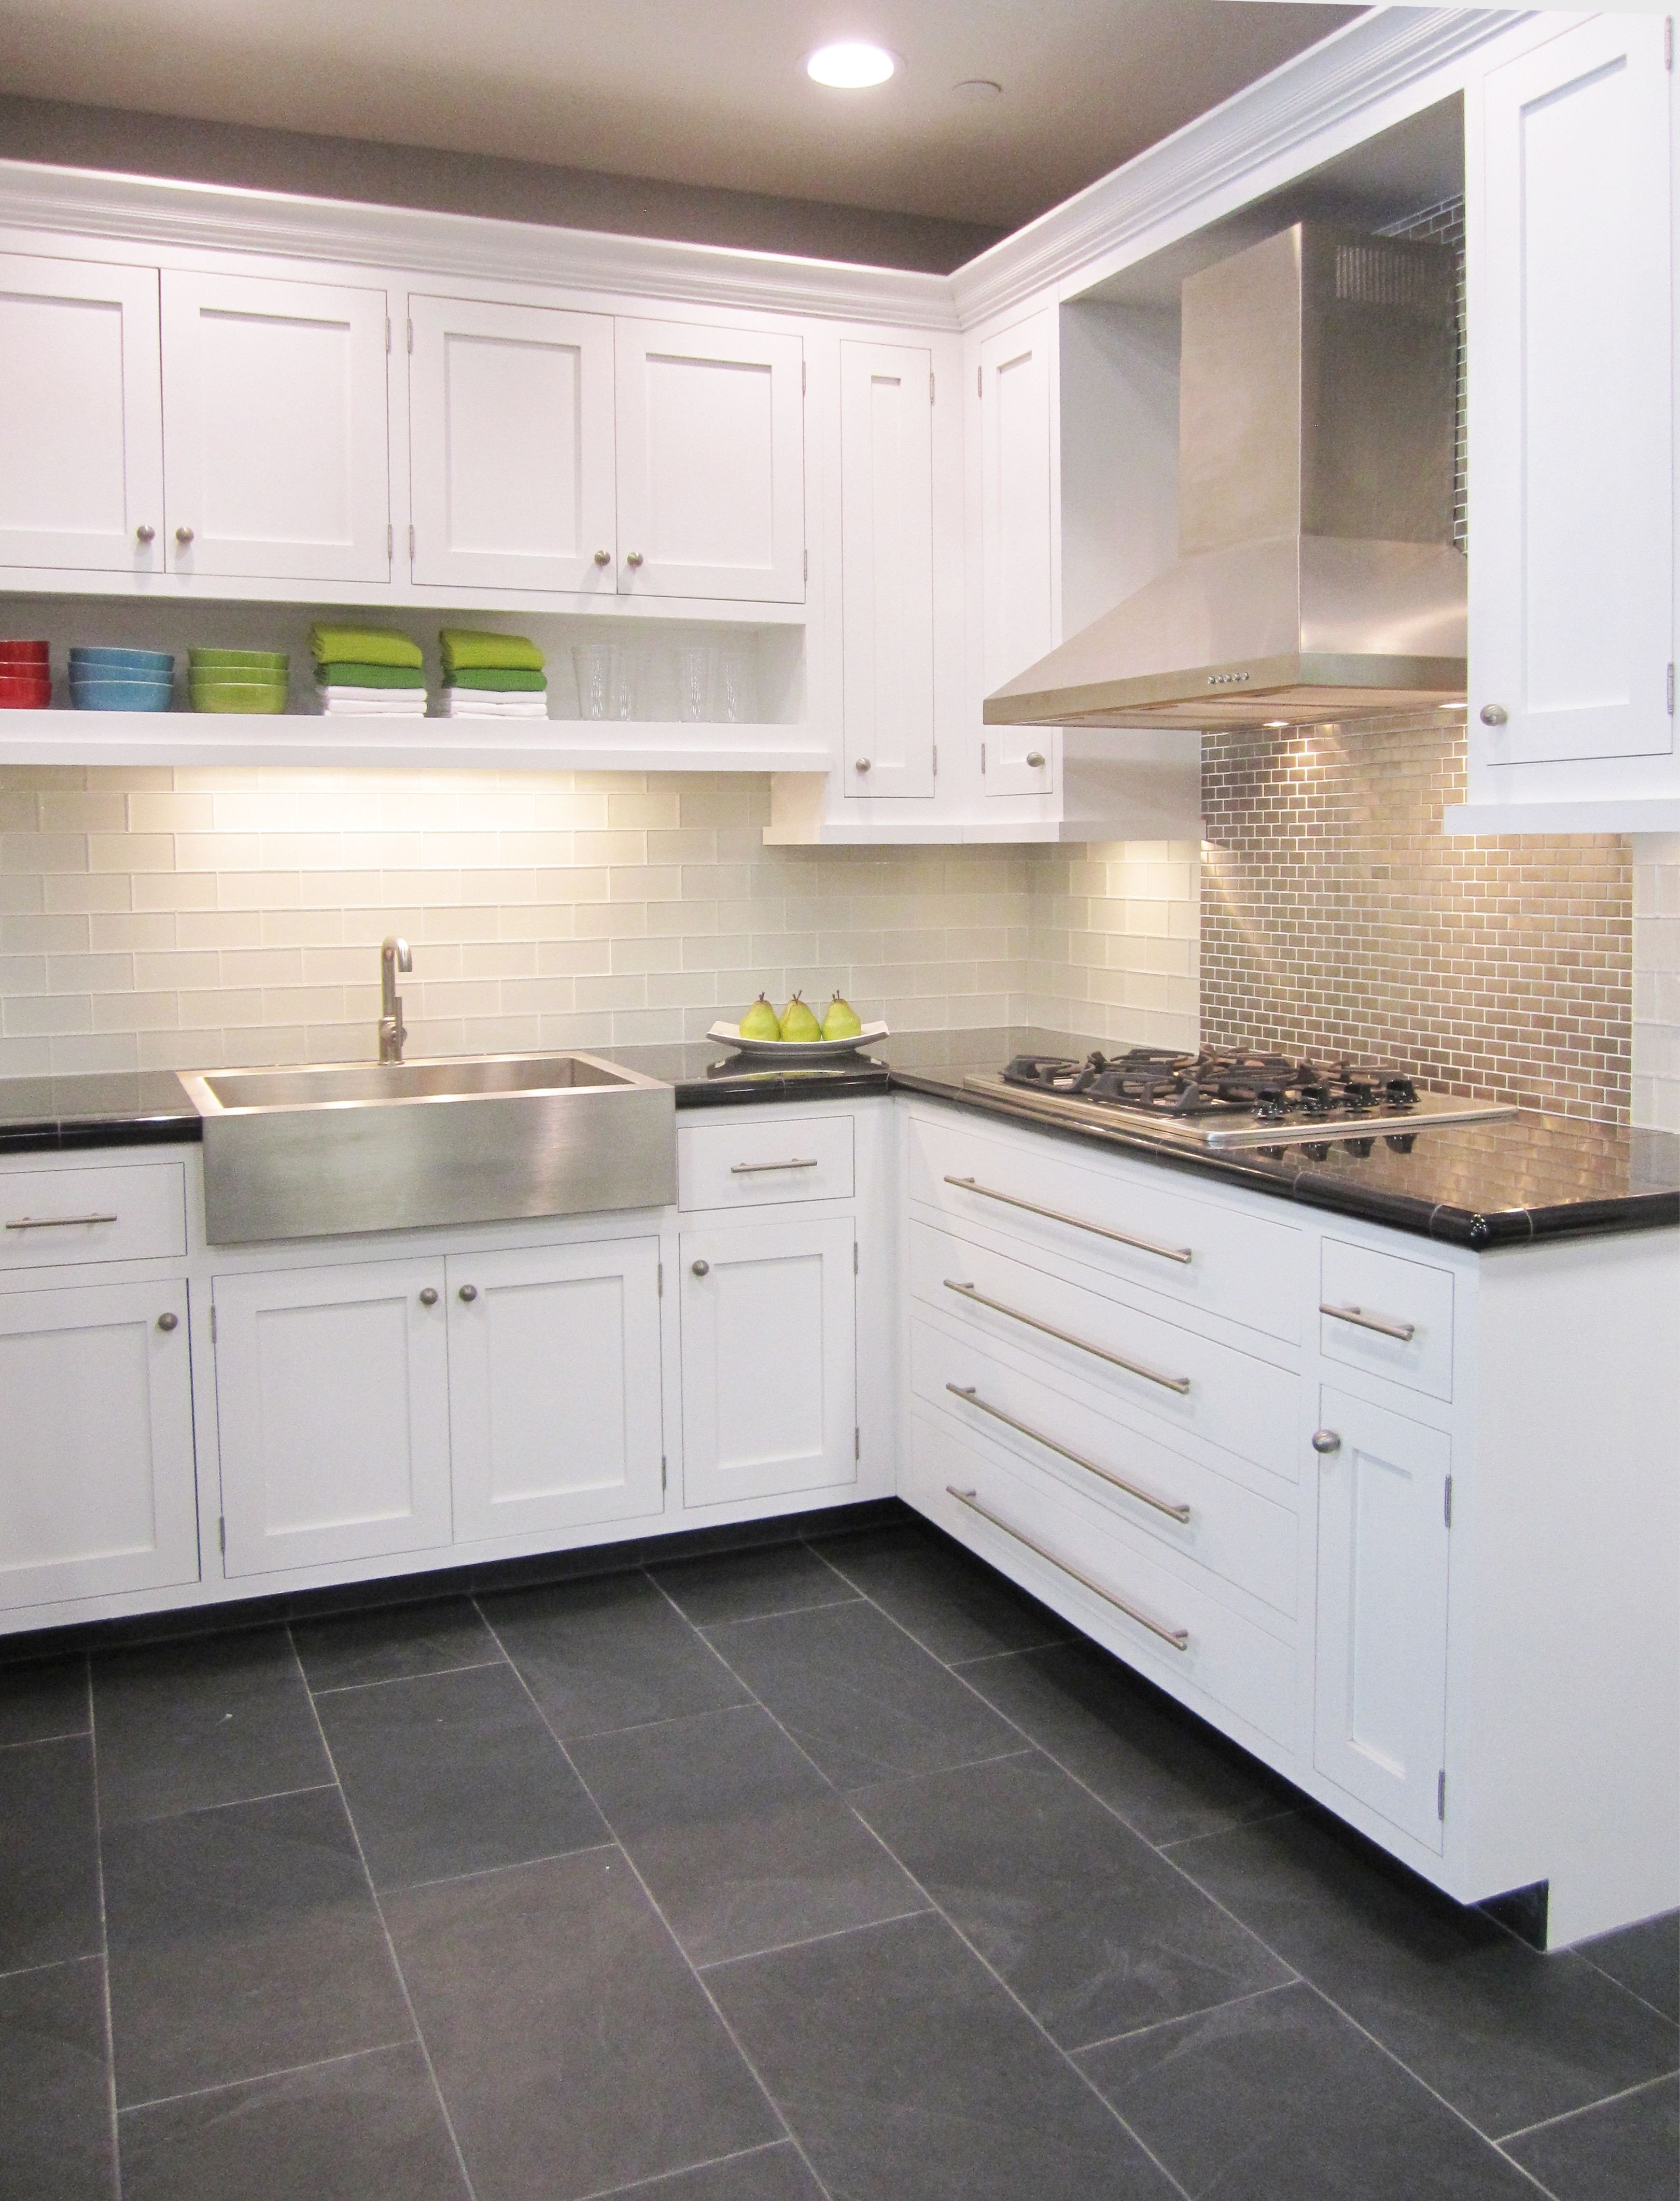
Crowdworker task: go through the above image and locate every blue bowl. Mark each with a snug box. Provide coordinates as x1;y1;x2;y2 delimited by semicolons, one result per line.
71;677;174;712
69;646;175;674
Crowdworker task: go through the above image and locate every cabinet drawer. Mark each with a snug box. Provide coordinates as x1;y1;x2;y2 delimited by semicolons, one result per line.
0;1160;186;1272
910;1218;1299;1483
679;1114;854;1211
906;1109;1304;1343
907;1410;1297;1749
912;1317;1298;1617
1319;1238;1453;1402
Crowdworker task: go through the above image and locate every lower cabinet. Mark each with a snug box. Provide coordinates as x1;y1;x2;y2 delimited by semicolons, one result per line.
1312;1385;1452;1851
213;1257;454;1576
680;1213;857;1507
0;1279;199;1608
446;1238;664;1541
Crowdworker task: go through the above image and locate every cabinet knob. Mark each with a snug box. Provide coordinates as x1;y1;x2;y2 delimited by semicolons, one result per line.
457;1283;478;1303
135;523;156;544
690;1259;709;1277
174;525;194;546
1479;704;1508;727
418;1287;438;1307
156;1311;178;1332
625;550;645;568
593;548;612;566
1311;1428;1342;1455
1025;750;1045;768
855;758;871;774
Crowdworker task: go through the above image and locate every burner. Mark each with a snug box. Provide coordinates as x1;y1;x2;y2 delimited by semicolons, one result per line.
998;1046;1424;1127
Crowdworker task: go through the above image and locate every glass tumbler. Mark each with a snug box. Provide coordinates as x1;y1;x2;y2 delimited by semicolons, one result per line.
675;645;710;722
713;644;757;724
573;642;636;721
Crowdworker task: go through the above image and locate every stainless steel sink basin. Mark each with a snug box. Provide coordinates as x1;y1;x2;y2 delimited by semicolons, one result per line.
178;1051;676;1244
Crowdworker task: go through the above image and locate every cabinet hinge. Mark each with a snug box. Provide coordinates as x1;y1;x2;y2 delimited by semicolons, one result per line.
1443;1474;1453;1530
407;317;414;354
386;522;394;564
217;1516;226;1556
1437;1769;1447;1821
208;1305;217;1344
804;546;809;585
661;1455;667;1492
852;1240;859;1274
408;523;416;562
981;741;987;775
932;744;938;779
1667;662;1674;714
1666;16;1673;69
855;1427;861;1461
929;370;935;404
801;360;807;395
384;316;391;354
657;1261;663;1298
976;364;982;397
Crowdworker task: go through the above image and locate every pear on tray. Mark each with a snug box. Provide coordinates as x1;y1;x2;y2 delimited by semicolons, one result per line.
822;992;863;1041
739;993;781;1042
778;992;822;1043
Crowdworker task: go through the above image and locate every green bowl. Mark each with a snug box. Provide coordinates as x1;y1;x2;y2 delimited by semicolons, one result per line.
191;682;289;714
188;649;290;671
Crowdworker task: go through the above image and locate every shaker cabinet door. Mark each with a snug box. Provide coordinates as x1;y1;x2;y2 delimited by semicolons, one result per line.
160;270;391;583
408;293;617;594
614;317;805;601
840;339;936;798
1472;14;1674;765
0;254;164;575
978;313;1057;796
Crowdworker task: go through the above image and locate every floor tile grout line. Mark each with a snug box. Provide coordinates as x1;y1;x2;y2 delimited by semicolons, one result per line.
1069;1976;1302;2060
1575;1946;1680;2029
109;1777;340;1828
568;2135;801;2201
1494;2064;1680;2146
389;1839;622;1898
0;1949;107;1990
74;1655;120;2199
689;1591;863;1629
282;1623;482;2201
470;1591;841;2201
305;1656;508;1698
1156;1802;1300;1851
696;1906;939;1974
115;2036;422;2119
0;1725;94;1752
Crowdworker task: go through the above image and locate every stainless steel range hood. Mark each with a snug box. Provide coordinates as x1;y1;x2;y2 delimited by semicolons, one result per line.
984;223;1467;732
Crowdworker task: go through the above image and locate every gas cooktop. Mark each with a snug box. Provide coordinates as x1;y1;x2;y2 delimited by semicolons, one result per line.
965;1048;1519;1152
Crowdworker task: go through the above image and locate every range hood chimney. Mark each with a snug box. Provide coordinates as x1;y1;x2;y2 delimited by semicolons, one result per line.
984;222;1467;732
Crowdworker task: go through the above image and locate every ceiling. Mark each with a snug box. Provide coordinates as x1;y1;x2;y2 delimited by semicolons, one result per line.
0;0;1362;235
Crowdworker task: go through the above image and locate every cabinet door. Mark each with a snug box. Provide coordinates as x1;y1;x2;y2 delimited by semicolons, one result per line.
408;293;617;594
680;1215;856;1507
614;317;804;601
446;1238;664;1543
979;313;1057;797
1473;15;1673;764
0;1280;197;1609
0;254;164;574
213;1259;451;1576
841;340;936;798
160;270;391;582
1313;1386;1451;1851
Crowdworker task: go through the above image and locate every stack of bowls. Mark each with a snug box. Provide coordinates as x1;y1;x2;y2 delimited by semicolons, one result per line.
70;647;174;711
0;639;50;710
189;648;289;713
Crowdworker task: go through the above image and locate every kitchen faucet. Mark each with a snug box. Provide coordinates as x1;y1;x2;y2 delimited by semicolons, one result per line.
379;936;411;1062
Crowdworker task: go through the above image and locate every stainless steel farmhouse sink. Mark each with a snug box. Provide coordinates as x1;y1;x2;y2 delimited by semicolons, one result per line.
178;1052;676;1244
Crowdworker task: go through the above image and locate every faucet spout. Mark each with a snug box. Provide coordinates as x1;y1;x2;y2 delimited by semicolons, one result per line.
379;935;412;1063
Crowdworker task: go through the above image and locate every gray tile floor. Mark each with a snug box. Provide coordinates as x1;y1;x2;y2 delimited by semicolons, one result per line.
0;1518;1674;2200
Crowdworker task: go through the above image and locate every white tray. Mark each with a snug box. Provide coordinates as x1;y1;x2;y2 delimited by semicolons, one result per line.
707;1018;889;1062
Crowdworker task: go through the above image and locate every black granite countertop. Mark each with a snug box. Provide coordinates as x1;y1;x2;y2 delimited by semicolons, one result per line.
3;1031;1674;1248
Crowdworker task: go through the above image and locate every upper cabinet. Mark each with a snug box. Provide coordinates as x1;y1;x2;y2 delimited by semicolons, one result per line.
614;317;805;602
0;254;164;574
407;293;617;596
978;312;1057;798
160;270;392;584
839;338;936;798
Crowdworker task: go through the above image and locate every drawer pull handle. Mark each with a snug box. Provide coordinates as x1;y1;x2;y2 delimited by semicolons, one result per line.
730;1158;820;1174
1320;1301;1417;1344
418;1287;439;1307
943;1280;1191;1395
946;1383;1191;1522
457;1284;478;1303
947;1486;1189;1651
943;1176;1192;1265
5;1212;119;1231
156;1311;178;1332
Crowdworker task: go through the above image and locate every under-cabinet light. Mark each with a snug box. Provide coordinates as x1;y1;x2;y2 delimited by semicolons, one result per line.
806;41;898;88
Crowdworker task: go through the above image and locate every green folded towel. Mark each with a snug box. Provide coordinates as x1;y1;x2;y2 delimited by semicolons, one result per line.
309;624;423;670
314;662;428;689
439;627;545;674
444;667;548;692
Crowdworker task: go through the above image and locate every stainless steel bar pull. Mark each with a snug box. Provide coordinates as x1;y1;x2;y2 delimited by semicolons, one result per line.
943;1176;1192;1264
5;1212;118;1231
946;1487;1190;1651
730;1158;819;1175
1320;1301;1417;1343
945;1384;1191;1522
943;1280;1192;1395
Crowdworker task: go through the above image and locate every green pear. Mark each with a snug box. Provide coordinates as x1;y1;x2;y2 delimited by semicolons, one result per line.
778;992;821;1042
822;991;863;1042
739;992;781;1042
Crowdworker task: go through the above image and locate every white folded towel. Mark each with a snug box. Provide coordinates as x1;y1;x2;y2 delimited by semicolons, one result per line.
317;688;430;717
438;691;550;719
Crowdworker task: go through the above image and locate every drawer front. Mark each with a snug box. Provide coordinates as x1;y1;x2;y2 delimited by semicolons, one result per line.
0;1160;187;1272
912;1317;1298;1617
906;1109;1304;1343
1319;1238;1454;1401
911;1218;1299;1483
679;1114;855;1212
907;1410;1298;1749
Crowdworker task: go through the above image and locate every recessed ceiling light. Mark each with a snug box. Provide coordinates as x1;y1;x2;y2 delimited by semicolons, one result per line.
806;41;898;89
952;79;1003;101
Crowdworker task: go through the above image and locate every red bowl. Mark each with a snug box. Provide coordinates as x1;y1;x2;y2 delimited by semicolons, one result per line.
0;639;49;660
0;676;52;706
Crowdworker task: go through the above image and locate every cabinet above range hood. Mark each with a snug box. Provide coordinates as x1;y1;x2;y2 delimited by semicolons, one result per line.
984;222;1467;733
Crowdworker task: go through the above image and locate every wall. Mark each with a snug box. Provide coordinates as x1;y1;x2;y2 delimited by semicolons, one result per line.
1633;835;1680;1133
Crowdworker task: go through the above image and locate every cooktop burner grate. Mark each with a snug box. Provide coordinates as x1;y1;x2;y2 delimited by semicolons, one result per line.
998;1047;1420;1120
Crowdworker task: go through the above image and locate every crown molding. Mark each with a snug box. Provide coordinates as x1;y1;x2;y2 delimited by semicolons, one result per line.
949;8;1541;328
0;160;961;330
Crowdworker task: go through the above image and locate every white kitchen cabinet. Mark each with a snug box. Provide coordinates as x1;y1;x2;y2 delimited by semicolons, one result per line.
0;254;164;576
446;1238;664;1542
680;1213;856;1507
160;269;391;583
1462;13;1676;815
212;1257;452;1575
0;1279;198;1609
1312;1386;1451;1852
614;316;805;602
839;339;936;800
978;312;1057;798
407;292;617;595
